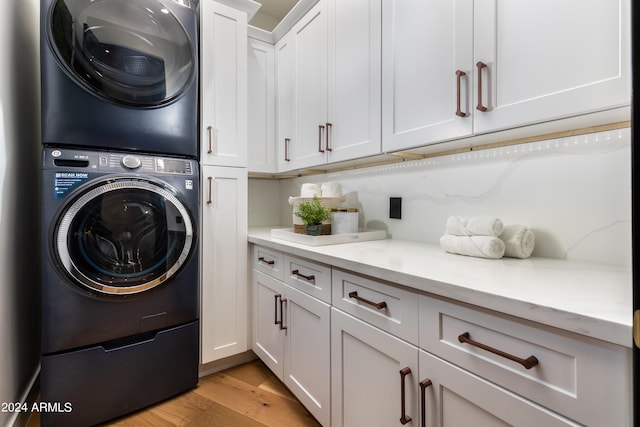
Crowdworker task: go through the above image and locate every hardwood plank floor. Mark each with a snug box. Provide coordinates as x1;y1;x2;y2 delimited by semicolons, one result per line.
28;360;321;427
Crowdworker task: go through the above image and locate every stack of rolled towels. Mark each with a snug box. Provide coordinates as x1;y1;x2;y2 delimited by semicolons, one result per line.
439;216;535;260
300;182;343;198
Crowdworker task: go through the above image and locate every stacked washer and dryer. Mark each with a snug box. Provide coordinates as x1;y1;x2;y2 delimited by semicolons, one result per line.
40;0;200;425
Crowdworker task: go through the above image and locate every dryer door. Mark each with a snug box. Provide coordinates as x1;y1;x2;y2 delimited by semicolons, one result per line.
48;0;195;106
54;177;195;295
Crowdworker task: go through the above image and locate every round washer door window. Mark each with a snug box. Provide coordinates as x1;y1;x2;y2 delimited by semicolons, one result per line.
48;0;195;106
55;177;195;295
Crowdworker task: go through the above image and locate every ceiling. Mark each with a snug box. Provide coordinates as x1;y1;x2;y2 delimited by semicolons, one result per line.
249;0;299;32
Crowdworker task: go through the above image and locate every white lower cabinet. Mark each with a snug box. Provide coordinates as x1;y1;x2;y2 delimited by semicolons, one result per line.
252;269;331;426
200;166;247;364
330;308;418;427
250;245;632;426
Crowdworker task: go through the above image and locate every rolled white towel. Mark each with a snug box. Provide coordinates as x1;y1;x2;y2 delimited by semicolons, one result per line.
300;183;322;198
321;182;342;197
440;234;505;259
446;216;504;237
500;225;535;259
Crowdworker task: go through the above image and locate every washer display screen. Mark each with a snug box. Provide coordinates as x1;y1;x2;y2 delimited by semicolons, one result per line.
48;0;194;106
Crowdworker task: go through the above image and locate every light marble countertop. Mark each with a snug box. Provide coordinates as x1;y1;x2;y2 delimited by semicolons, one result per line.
248;227;632;348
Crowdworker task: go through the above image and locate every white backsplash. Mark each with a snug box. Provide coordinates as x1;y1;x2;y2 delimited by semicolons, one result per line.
249;128;632;267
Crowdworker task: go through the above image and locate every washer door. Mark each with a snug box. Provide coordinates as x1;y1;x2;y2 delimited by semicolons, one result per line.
55;177;195;295
48;0;195;106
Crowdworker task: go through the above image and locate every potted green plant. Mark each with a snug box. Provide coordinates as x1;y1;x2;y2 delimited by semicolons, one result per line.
295;195;330;236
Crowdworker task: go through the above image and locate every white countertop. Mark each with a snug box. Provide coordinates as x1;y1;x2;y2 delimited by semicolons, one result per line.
248;227;632;348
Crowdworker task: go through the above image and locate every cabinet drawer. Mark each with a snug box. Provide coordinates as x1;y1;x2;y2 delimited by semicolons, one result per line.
419;350;578;427
252;246;284;281
419;295;631;427
332;269;419;345
283;255;331;303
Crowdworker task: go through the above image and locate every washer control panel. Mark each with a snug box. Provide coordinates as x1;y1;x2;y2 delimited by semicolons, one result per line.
45;148;195;176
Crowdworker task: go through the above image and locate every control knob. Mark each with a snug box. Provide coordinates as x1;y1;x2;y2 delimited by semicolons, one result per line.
121;155;142;170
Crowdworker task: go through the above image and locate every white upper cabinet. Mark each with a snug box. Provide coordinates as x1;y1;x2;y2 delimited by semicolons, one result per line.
275;32;295;171
382;0;474;152
247;38;275;173
382;0;631;153
288;1;328;170
327;0;382;163
276;0;382;171
472;0;630;134
200;0;248;166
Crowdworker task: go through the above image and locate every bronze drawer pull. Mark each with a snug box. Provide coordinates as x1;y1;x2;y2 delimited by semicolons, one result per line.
458;332;539;369
399;367;412;425
292;269;315;282
325;122;332;151
348;291;387;310
258;257;275;265
419;378;433;427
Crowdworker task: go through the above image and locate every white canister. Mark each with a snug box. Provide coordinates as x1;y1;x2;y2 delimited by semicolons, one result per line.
331;209;359;234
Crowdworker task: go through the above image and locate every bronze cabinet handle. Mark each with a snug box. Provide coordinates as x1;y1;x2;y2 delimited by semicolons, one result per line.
476;61;488;112
279;297;288;330
325;122;332;151
458;332;539;369
258;257;275;265
206;176;213;204
291;269;315;282
455;70;467;117
419;378;433;427
274;294;282;326
207;125;214;154
399;367;412;425
274;294;287;330
318;125;325;153
284;138;290;162
348;291;387;310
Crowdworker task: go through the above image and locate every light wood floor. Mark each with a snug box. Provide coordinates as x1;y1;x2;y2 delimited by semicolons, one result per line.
28;359;321;427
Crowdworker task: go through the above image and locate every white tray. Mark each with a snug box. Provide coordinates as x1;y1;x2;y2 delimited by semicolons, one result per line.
270;228;387;246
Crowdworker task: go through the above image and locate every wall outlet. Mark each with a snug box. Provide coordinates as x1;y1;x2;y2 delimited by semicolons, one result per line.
389;197;402;219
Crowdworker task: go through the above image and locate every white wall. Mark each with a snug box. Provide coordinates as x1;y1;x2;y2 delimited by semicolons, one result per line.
250;127;632;267
0;0;41;425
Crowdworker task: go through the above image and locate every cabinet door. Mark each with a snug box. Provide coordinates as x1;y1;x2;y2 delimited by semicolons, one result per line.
419;350;579;427
275;33;295;171
200;165;248;363
248;38;275;173
252;270;286;378
382;0;473;153
200;0;247;167
284;286;331;426
473;0;630;134
289;0;328;170
327;0;382;162
331;308;419;427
